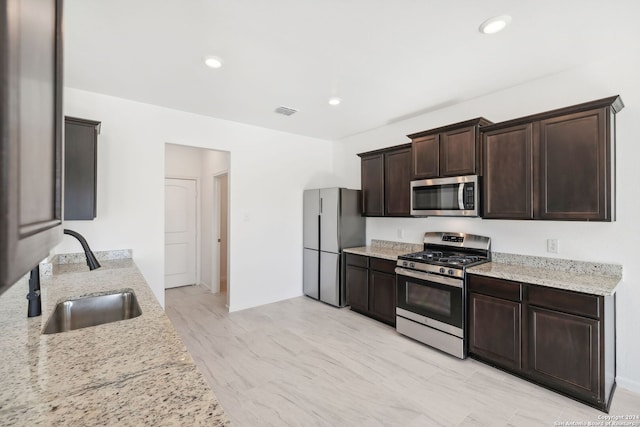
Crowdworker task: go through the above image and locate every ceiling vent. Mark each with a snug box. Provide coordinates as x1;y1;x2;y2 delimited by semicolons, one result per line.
275;106;298;116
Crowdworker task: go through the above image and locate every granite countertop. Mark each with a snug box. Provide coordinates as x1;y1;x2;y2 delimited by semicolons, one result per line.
0;257;230;426
344;240;423;261
467;253;622;296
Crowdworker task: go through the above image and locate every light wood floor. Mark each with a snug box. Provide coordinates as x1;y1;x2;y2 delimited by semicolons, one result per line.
165;285;640;426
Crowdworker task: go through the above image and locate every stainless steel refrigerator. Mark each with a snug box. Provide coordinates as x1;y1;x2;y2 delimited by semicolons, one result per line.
303;188;365;307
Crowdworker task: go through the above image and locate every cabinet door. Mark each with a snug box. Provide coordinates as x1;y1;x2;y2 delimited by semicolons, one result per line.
64;117;100;220
528;306;601;402
369;270;396;326
384;147;411;217
412;134;439;179
537;108;609;220
482;124;533;219
0;0;64;291
440;126;476;176
361;154;384;216
346;264;369;313
469;292;522;371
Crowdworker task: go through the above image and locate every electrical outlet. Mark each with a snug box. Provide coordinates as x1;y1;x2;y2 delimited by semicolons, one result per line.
547;239;559;253
397;229;405;239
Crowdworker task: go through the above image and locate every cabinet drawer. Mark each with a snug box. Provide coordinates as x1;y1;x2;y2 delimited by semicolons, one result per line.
468;274;522;302
527;285;600;319
370;258;396;274
346;253;369;268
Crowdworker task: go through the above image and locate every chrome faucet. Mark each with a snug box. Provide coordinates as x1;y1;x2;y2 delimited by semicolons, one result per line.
27;229;101;318
63;229;101;270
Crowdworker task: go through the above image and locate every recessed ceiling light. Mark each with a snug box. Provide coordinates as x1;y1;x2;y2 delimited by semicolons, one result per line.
479;15;512;34
328;97;341;106
204;56;223;69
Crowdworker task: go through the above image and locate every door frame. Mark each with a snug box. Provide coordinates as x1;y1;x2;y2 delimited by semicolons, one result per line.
165;175;201;289
211;171;229;306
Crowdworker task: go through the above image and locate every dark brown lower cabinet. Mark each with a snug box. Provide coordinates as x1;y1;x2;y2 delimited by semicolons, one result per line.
467;273;615;412
345;254;396;326
528;306;600;402
469;292;522;372
345;259;369;314
369;259;397;325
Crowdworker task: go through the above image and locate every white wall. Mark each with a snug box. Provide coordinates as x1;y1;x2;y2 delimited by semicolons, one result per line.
60;88;334;311
333;53;640;392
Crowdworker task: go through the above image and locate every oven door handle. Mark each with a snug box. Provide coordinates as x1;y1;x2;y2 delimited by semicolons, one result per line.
395;267;463;289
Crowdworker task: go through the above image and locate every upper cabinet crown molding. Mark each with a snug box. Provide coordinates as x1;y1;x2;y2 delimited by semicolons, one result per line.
480;96;623;133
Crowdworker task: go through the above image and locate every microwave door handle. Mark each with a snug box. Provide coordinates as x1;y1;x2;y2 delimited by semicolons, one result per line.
458;184;464;210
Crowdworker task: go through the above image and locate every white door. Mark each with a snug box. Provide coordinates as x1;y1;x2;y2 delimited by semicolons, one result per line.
165;178;197;288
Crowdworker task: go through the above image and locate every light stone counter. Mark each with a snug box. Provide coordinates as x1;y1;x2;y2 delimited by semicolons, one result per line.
467;252;622;296
343;239;423;261
0;256;230;426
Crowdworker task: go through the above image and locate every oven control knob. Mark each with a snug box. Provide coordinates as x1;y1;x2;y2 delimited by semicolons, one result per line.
410;263;415;268
402;261;408;267
448;269;454;275
439;267;445;274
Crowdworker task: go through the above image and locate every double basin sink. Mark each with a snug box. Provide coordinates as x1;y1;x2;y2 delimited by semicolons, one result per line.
43;289;142;334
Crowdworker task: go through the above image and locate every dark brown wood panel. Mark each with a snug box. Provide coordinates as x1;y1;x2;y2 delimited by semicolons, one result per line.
0;0;64;291
528;306;601;402
469;292;522;371
440;126;476;176
538;109;609;220
482;123;534;219
384;147;412;216
412;134;439;179
64;117;101;220
345;253;368;269
360;153;384;216
346;264;369;313
468;274;522;302
370;258;396;274
528;285;600;319
369;270;396;325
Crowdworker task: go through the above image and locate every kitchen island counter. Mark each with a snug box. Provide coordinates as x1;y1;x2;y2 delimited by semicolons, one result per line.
0;257;230;426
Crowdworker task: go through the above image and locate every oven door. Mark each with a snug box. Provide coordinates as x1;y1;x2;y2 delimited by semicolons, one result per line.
396;267;464;335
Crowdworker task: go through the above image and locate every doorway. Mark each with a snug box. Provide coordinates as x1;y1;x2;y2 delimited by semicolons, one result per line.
164;144;230;304
214;173;229;298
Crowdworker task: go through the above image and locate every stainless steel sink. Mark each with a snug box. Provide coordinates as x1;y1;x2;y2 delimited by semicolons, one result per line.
43;289;142;334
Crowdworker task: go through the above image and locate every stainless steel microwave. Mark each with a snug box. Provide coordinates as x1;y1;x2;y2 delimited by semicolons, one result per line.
410;175;479;217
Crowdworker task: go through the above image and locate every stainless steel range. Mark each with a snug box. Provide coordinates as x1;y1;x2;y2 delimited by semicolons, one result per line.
395;232;491;359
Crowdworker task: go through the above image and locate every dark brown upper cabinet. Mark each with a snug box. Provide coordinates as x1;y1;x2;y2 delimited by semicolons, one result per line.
64;117;102;220
408;118;492;179
483;123;534;219
358;144;412;217
360;153;385;216
481;96;623;221
0;0;64;292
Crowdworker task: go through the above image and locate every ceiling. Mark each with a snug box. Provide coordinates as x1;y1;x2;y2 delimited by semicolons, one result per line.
64;0;639;141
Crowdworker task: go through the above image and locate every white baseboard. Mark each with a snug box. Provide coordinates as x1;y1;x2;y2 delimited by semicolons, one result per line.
616;376;640;394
